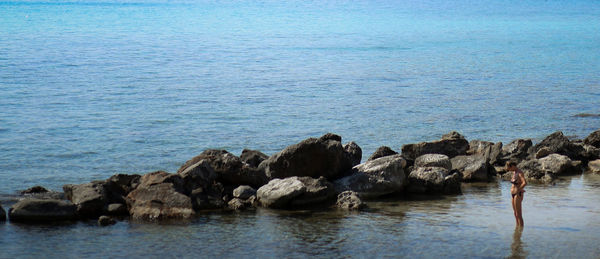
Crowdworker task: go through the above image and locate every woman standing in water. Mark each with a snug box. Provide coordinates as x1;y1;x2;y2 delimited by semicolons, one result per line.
507;161;527;227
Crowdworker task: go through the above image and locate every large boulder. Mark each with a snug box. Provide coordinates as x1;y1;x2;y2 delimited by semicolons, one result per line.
257;176;336;208
517;160;554;183
0;203;5;221
415;154;451;170
233;185;256;200
468;141;503;166
451;155;492;182
517;154;582;183
584;129;600;148
367;146;398;161
334;154;407;198
336;191;365;210
240;149;269;168
588;159;600;173
8;199;77;222
178;149;267;188
501;139;532;163
63;181;108;218
531;131;587;162
401;131;469;161
407;167;461;194
178;160;217;194
344;142;363;166
126;183;194;221
258;133;353;180
467;140;494;156
189;182;226;211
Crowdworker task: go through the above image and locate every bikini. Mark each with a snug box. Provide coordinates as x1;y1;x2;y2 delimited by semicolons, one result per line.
510;170;525;198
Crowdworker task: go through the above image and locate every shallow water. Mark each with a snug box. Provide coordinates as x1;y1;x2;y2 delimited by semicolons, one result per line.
2;174;600;258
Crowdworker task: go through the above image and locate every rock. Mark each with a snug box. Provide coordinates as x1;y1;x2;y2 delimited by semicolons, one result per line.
488;142;504;165
334;154;407;198
20;186;49;194
535;147;554;159
179;150;267;188
98;215;116;226
189;182;226;211
0;203;5;221
344;141;363;166
517;160;555;183
450;155;492;182
407;167;460;194
258;133;353;180
233;185;256;200
336;191;365;210
584;129;600;148
367;146;398;161
501;139;532;163
257;176;335;208
178;160;218;194
240;149;269;168
63;181;108;218
582;144;600;161
136;171;184;191
531;131;587;162
467;140;494;156
538;154;582;176
588;159;600;173
104;174;141;204
8;199;77;222
227;197;256;210
414;154;451;170
126;183;194;220
401;131;469;161
107;203;128;216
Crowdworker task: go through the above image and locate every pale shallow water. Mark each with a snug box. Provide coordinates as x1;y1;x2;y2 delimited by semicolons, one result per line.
2;174;600;258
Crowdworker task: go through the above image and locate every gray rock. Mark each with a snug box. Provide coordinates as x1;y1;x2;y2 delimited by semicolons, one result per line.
535;147;554;159
240;149;269;168
126;174;194;220
8;199;77;222
367;146;398;161
336;191;365;210
63;181;108;218
98;215;116;226
584;129;600;148
233;185;256;200
290;177;336;206
189;182;226;211
501;139;532;163
415;154;451;170
451;155;491;182
107;203;128;216
20;186;49;195
407;167;460;194
0;203;5;221
517;160;555;183
488;142;504;165
258;133;353;180
401;131;469;160
334;154;407;198
227;196;256;210
178;160;218;194
517;154;581;183
531;131;587;162
257;176;335;208
588;159;600;173
467;140;494;156
344;141;363;166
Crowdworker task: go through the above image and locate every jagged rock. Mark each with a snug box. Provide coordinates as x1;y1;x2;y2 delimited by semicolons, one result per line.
588;159;600;173
257;176;335;208
401;131;469;161
336;191;365;210
535;147;554;159
98;215;116;226
178;160;217;194
63;181;107;218
227;196;256;210
240;149;269;168
107;203;128;216
531;131;587;162
178;150;267;188
233;185;256;200
517;154;581;183
126;183;194;220
517;160;554;183
501;139;532;163
189;182;226;211
451;155;492;182
467;140;494;156
258;133;353;180
407;167;461;194
584;129;600;148
415;154;451;170
488;142;504;165
104;174;141;204
0;203;5;221
367;146;398;161
136;171;184;191
8;199;77;222
344;141;363;166
334;154;407;198
20;186;49;194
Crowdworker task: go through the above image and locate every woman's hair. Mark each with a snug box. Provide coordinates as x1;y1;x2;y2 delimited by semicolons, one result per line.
505;161;518;168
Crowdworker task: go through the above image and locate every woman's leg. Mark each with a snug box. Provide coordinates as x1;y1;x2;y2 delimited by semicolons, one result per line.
515;193;524;227
511;195;519;225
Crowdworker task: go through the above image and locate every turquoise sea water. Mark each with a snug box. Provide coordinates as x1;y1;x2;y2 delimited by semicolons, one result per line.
1;0;600;257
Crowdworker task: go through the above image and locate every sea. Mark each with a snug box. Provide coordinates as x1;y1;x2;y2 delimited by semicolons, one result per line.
1;0;599;258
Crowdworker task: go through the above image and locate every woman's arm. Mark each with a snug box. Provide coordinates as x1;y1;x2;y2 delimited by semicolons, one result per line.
518;170;527;191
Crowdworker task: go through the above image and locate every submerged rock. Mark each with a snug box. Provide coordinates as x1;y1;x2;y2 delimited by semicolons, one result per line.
259;133;353;180
334;154;407;198
401;131;469;161
344;141;363;166
240;149;269;168
98;215;116;226
8;199;77;223
227;196;256;211
367;146;398;161
336;191;365;210
257;176;335;208
451;155;492;182
415;154;452;170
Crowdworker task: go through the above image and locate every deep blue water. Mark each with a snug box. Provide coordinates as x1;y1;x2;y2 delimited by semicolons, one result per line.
1;1;600;257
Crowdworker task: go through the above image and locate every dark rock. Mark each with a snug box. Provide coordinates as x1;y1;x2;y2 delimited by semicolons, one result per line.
344;141;363;166
319;133;342;142
443;172;462;194
136;171;185;191
98;215;116;226
451;155;492;182
228;198;250;210
104;174;141;204
584;129;600;148
588;159;600;173
240;149;269;168
407;167;460;194
414;154;451;170
233;185;256;200
501;139;532;163
8;199;77;222
517;154;581;183
258;134;353;180
367;146;398;161
531;131;587;162
189;182;226;211
488;142;504;165
467;140;494;156
178;160;217;194
535;147;553;159
0;203;5;221
20;186;49;195
336;191;365;210
334;154;407;198
517;160;554;183
126;183;194;220
63;181;108;218
401;131;469;161
257;176;335;208
107;203;128;216
582;144;600;161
